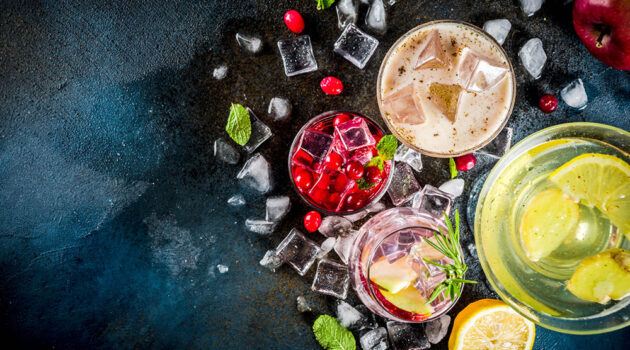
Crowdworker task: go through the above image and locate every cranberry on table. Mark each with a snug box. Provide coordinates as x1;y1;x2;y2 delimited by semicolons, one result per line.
324;152;343;170
345;193;365;210
304;211;322;233
345;161;364;180
333;114;352;127
455;154;476;171
320;76;343;95
539;94;558;113
283;10;305;34
294;169;313;191
365;166;382;183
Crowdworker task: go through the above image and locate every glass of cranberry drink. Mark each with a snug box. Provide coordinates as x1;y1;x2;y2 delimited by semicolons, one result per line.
288;111;394;214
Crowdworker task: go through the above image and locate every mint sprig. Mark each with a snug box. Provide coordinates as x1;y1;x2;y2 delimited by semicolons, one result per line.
315;0;336;10
313;315;356;350
226;103;251;146
449;158;458;179
357;135;397;188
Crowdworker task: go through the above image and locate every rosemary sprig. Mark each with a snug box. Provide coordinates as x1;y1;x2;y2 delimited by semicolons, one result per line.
423;210;476;303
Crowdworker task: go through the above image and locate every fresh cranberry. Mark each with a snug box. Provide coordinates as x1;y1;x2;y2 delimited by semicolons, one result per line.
539;94;558;113
333;114;352;127
309;187;328;205
345;193;365;210
283;10;305;34
455;154;476;171
345;161;364;180
332;172;349;193
365;166;382;183
371;147;379;156
294;169;313;191
327;192;341;207
314;172;330;189
304;211;321;232
320;76;343;95
294;149;313;166
324;152;343;170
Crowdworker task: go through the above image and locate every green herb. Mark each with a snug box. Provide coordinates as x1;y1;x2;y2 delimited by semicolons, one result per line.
357;177;376;190
375;135;397;161
448;158;458;179
226;103;251;146
313;315;356;350
315;0;336;10
366;157;384;172
422;210;476;303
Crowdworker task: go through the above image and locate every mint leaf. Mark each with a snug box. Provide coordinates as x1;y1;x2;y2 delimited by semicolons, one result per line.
313;315;356;350
226;103;251;146
357;178;376;190
376;135;397;161
366;156;384;172
315;0;335;10
449;158;458;179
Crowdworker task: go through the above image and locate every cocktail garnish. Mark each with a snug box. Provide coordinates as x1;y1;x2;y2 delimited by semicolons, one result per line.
357;135;397;190
225;103;252;146
312;315;356;350
448;158;458;179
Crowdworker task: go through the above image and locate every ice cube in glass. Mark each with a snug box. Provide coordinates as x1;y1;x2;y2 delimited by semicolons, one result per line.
382;84;426;125
311;258;350;299
277;35;318;77
334;23;379;69
275;228;321;276
414;29;449;70
457;47;508;92
298;130;334;163
334;118;376;152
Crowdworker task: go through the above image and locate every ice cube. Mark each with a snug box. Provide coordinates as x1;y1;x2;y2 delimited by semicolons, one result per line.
319;216;353;237
267;97;292;121
438;178;465;198
237;153;272;193
360;327;389;350
365;0;387;34
428;83;463;122
336;0;359;29
414;29;450;70
317;237;337;259
483;19;511;45
296;296;312;312
394;144;423;173
299;130;334;163
519;38;546;79
277;35;318;77
243;108;273;153
212;65;228;80
344;210;368;223
227;194;246;206
388;0;397;4
520;0;544;16
236;32;263;54
387;162;421;206
245;218;278;235
260;250;283;272
335;118;376;152
411;185;454;217
311;258;350;299
457;47;508;92
467;242;478;260
475;126;513;159
334;230;359;264
334;23;380;69
424;315;451;344
560;78;588;109
382;84;426;126
336;300;364;329
266;196;291;222
354;304;380;330
386;321;430;350
275;228;321;276
366;201;387;213
217;264;229;274
214;137;240;165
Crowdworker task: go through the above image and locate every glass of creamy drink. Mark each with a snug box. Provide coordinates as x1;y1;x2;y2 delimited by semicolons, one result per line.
377;20;516;157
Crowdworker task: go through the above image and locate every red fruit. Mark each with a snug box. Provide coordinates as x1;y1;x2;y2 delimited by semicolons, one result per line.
333;114;352;127
332;172;350;193
283;10;305;34
327;192;341;207
309;187;328;204
324;152;343;170
294;149;313;166
294;169;313;190
539;94;558;113
455;154;476;171
365;166;382;183
345;193;365;210
345;161;364;180
304;211;322;232
320;76;344;95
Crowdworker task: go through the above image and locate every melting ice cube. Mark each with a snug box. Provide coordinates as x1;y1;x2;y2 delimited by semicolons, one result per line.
317;237;337;259
245;218;277;235
457;47;508;92
214;137;240;164
365;0;387;34
411;184;454;217
336;0;359;29
394;144;422;173
259;250;283;272
415;29;449;70
334;229;359;264
424;315;451;344
560;78;588;109
236;32;263;54
438;178;465;198
386;321;430;350
265;196;291;222
387;162;421;206
243;108;273;153
311;258;350;299
319;215;353;237
334;23;379;69
275;228;321;276
519;38;546;79
360;327;389;350
212;65;228;80
267;97;292;121
520;0;544;17
428;83;463;123
335;118;376;152
298;130;334;163
237;153;272;193
382;84;426;125
483;19;511;45
277;35;318;77
227;194;246;206
474;126;513;159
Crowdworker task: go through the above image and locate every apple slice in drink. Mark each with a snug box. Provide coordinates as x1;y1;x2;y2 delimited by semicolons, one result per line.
380;285;434;316
369;255;418;294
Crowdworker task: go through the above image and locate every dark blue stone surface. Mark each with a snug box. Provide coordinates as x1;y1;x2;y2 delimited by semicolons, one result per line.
0;0;628;349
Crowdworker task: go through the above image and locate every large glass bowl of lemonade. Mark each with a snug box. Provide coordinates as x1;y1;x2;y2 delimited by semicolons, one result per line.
475;122;630;334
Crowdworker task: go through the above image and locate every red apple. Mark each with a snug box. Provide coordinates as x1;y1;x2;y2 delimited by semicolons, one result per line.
573;0;630;70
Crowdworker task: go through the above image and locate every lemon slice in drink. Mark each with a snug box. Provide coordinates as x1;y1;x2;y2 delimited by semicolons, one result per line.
549;153;630;236
449;299;535;350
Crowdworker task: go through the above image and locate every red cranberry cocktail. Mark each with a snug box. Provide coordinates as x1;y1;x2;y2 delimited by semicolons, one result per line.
289;111;393;214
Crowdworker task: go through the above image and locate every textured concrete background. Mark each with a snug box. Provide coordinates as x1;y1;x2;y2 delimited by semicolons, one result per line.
0;0;628;349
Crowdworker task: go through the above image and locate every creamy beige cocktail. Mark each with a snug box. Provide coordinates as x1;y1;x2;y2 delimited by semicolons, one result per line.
377;21;515;157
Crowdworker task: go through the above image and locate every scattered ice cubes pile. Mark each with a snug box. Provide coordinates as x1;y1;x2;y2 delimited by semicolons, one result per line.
334;230;359;264
394;144;423;173
336;300;370;330
217;264;229;274
311;258;350;299
319;216;353;237
475;126;513;159
336;0;359;30
520;0;544;16
360;327;389;350
519;38;546;79
483;19;511;45
415;29;450;70
382;84;426;125
237;153;272;193
424;315;451;344
438;178;465;198
265;196;291;222
214;138;240;165
387;162;421;206
259;250;283;272
243;108;273;153
334;23;379;69
277;35;318;77
267;97;292;121
386;321;430;350
298;130;334;164
457;47;508;92
275;228;321;276
560;78;588;109
296;296;312;313
317;237;337;259
227;194;246;206
335;117;376;152
212;65;228;80
236;32;263;54
412;185;454;217
344;210;368;223
245;218;277;235
365;0;387;34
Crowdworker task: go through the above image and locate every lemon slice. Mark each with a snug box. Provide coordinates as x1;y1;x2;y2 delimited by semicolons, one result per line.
449;299;535;350
603;182;630;235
